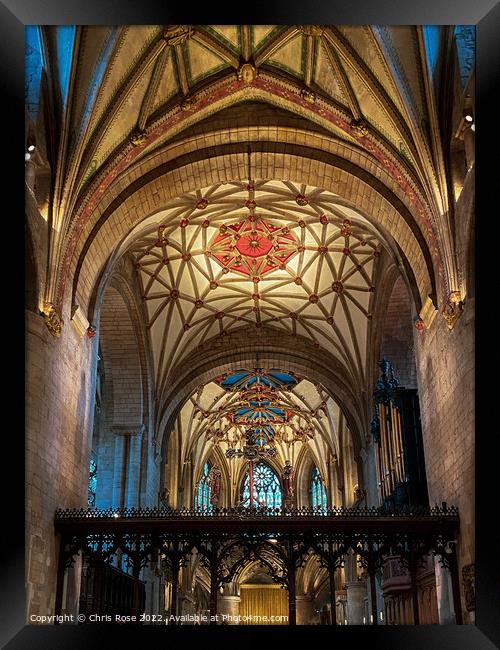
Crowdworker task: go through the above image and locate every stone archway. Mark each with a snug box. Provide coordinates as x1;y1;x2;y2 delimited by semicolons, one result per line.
72;140;436;321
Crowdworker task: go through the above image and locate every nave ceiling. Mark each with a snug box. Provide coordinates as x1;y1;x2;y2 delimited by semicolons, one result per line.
25;24;459;320
25;24;469;427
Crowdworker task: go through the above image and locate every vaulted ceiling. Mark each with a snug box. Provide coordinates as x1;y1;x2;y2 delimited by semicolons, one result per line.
39;24;446;231
174;368;345;487
27;25;459;422
122;180;386;395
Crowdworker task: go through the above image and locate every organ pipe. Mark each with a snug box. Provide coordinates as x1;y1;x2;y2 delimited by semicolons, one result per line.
371;360;429;510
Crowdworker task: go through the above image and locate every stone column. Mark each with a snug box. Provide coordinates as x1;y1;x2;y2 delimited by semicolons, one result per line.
346;580;366;624
125;426;144;508
218;595;241;624
111;432;126;508
178;591;196;619
217;581;240;624
295;595;314;625
434;558;455;624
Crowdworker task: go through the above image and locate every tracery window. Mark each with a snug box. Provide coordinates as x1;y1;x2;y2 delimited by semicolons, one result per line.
88;454;97;507
196;462;212;511
311;466;327;512
241;462;282;509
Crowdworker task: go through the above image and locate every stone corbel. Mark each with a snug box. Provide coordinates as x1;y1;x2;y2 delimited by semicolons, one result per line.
349;118;369;139
419;295;438;330
112;424;144;437
70;304;90;338
129;130;148;146
300;88;316;104
442;291;465;330
41;302;63;337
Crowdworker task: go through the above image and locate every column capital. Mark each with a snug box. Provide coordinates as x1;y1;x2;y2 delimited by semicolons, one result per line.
112;424;145;437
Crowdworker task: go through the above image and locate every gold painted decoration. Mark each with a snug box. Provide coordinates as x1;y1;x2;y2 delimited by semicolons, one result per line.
129;130;148;146
349;118;369;138
180;95;198;111
162;25;195;47
300;25;324;37
300;88;316;104
42;303;63;338
237;62;258;83
442;292;464;330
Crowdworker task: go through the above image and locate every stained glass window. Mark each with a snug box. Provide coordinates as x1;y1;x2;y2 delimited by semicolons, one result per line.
242;462;282;509
196;462;212;511
25;26;45;121
311;466;327;512
454;26;475;90
88;454;97;507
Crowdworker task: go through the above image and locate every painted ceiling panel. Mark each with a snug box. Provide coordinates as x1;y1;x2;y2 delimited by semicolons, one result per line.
186;38;228;83
55;26;76;111
87;26;161;133
313;42;348;106
335;25;407;116
151;48;179;113
267;33;304;78
209;25;240;50
343;68;410;159
381;27;426;124
252;26;279;50
50;25;454;248
176;377;341;481
92;60;157;169
71;27;114;141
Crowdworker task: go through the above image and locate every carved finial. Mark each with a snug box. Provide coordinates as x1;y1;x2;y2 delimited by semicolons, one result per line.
42;302;63;337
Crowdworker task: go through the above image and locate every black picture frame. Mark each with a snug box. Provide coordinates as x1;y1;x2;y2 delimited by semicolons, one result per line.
4;1;499;647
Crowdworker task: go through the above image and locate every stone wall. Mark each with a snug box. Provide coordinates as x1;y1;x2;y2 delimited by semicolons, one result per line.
380;275;418;389
25;307;98;618
414;300;474;621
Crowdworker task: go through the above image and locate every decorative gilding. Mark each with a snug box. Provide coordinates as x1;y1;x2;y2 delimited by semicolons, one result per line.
237;61;258;83
42;303;63;337
162;25;195;47
57;71;443;310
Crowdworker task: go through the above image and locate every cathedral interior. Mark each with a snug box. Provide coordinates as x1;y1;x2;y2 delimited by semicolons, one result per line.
25;25;475;626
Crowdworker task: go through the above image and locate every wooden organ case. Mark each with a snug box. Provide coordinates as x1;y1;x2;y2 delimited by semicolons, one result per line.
371;360;429;510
